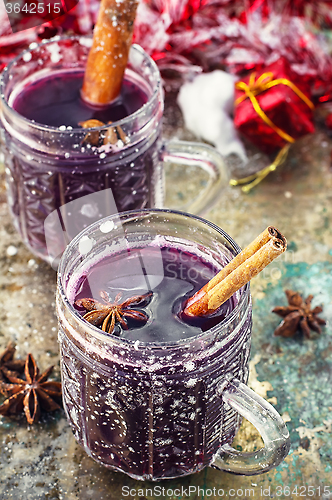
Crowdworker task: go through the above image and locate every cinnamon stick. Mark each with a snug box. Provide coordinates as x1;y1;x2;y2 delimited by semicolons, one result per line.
183;226;287;317
81;0;138;105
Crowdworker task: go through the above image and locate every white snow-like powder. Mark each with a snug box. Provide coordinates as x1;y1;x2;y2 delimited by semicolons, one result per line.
184;378;197;388
99;220;115;233
6;245;17;256
78;236;94;255
183;361;195;372
22;52;32;62
46;42;62;63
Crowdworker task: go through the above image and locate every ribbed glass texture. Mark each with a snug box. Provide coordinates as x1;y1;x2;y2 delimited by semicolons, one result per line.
56;209;252;480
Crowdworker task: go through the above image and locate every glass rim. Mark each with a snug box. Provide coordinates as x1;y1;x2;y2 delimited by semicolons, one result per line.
0;35;162;134
57;208;251;349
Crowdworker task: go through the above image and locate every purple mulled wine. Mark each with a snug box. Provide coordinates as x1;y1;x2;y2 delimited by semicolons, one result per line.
73;245;236;341
57;210;290;479
0;37;163;263
56;210;256;480
1;36;229;265
12;71;147;128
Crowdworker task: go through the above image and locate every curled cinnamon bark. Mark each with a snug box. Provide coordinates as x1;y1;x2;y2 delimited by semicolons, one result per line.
81;0;138;105
183;226;287;317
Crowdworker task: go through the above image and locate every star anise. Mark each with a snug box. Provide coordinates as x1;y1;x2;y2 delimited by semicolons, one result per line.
79;119;129;147
75;291;151;335
0;342;25;386
272;289;326;338
0;353;62;424
79;119;105;146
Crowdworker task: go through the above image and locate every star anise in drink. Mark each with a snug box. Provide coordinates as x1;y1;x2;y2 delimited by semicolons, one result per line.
79;119;129;147
272;290;326;338
0;353;62;424
79;119;105;146
0;342;25;386
75;291;152;335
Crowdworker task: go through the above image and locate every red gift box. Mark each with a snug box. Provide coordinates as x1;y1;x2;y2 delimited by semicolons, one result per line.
234;58;315;154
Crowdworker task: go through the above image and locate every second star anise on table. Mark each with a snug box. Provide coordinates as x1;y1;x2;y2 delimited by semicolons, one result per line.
272;289;326;338
75;291;151;335
0;342;25;384
0;353;62;425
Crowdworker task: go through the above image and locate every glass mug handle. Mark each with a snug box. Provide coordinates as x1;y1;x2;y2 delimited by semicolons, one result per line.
212;377;290;475
160;139;228;215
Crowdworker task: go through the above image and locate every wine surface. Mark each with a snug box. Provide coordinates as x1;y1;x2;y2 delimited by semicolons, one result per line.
12;70;147;127
73;245;234;342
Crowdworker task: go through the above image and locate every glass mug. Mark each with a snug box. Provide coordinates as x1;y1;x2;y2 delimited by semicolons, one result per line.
0;35;227;264
56;209;290;480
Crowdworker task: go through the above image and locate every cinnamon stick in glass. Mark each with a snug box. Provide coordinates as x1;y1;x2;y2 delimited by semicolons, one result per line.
81;0;138;105
183;226;287;317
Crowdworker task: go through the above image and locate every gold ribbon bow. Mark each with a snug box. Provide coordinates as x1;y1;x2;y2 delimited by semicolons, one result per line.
231;71;314;192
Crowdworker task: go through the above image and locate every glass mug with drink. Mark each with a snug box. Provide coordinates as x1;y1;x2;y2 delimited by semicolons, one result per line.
0;36;227;264
56;209;290;480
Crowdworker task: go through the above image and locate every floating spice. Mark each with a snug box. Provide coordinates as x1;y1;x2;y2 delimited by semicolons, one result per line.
79;119;129;147
79;119;105;146
272;289;326;338
183;226;287;317
75;291;151;335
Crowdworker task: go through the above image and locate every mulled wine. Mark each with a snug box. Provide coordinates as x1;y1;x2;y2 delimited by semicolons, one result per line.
62;244;246;479
12;71;147;128
57;210;290;479
73;245;235;342
1;37;228;265
5;66;159;261
57;210;252;479
0;37;164;263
